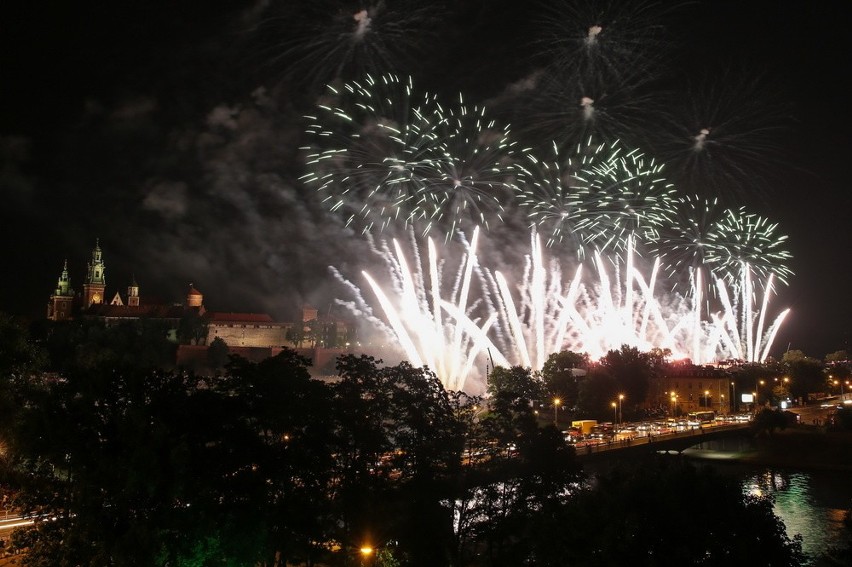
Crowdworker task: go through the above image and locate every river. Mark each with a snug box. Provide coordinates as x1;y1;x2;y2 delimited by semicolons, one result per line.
684;441;852;565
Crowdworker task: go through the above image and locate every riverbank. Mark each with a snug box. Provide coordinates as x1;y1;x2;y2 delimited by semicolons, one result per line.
686;425;852;472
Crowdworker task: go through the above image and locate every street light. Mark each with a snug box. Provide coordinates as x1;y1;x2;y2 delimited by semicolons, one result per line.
618;394;624;432
553;398;561;427
704;390;710;409
670;393;678;417
611;401;617;428
360;545;375;567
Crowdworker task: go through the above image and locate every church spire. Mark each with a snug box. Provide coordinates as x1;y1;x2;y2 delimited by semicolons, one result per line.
55;259;72;296
47;259;74;320
127;274;140;307
83;239;106;306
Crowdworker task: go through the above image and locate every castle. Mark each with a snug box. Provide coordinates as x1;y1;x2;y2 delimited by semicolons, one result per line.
47;241;357;374
47;239;202;325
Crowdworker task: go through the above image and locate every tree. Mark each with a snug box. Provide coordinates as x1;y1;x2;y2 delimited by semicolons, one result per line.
177;310;208;345
220;349;336;565
752;407;789;436
486;365;543;403
2;347;338;567
0;313;47;378
783;355;825;401
32;318;176;373
456;388;582;566
599;345;653;418
833;406;852;431
383;362;463;567
540;351;588;410
327;354;406;559
534;460;805;567
825;350;848;364
5;367;259;565
206;336;229;370
576;366;618;420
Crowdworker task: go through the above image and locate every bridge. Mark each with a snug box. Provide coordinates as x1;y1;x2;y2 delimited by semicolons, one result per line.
575;422;752;464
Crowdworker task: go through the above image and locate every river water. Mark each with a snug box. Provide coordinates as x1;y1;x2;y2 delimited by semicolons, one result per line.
684;442;852;565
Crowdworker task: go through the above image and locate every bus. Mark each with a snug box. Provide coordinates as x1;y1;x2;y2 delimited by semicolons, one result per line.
687;410;716;426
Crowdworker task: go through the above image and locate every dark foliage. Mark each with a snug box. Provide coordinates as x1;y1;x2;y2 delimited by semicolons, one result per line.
0;319;811;566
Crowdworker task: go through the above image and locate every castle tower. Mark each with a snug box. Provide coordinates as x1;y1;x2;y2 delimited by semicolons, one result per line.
127;275;140;307
187;283;203;308
82;239;106;307
47;259;74;321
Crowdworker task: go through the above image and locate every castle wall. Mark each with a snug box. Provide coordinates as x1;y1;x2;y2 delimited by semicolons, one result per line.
207;323;287;348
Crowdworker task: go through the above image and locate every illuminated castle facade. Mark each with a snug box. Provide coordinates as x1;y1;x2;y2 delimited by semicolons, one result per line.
46;241;354;354
47;240;199;324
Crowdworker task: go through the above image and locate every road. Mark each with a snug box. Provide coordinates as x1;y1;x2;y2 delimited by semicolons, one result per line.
787;397;847;426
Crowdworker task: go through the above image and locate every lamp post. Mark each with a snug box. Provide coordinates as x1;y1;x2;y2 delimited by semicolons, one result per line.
553;397;561;427
704;390;710;409
718;379;722;414
618;394;624;432
731;381;736;413
670;393;678;417
611;401;617;429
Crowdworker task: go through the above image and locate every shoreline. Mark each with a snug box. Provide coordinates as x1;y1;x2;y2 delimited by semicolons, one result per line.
683;425;852;472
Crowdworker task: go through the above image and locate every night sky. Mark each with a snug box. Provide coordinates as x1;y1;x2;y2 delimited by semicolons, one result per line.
1;0;849;360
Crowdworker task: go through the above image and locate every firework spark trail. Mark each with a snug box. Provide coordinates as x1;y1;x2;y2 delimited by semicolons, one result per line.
333;228;502;391
334;230;791;390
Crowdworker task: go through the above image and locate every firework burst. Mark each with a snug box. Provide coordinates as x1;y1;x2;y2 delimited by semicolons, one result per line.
568;139;678;254
511;141;588;253
650;194;725;279
705;207;793;287
534;0;679;85
247;0;446;94
651;64;794;204
513;138;678;256
520;65;667;149
302;75;518;240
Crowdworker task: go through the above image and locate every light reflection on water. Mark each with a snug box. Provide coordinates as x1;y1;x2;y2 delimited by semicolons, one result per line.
741;469;850;562
687;439;852;564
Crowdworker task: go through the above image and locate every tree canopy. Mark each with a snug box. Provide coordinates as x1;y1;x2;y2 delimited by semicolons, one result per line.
0;317;818;566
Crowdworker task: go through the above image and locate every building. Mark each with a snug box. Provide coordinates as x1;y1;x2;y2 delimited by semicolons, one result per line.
47;240;357;376
47;240;204;328
82;239;106;307
46;260;74;321
205;312;288;347
661;363;733;415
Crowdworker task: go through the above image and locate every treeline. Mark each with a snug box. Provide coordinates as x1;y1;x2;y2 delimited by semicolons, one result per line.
0;315;816;566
